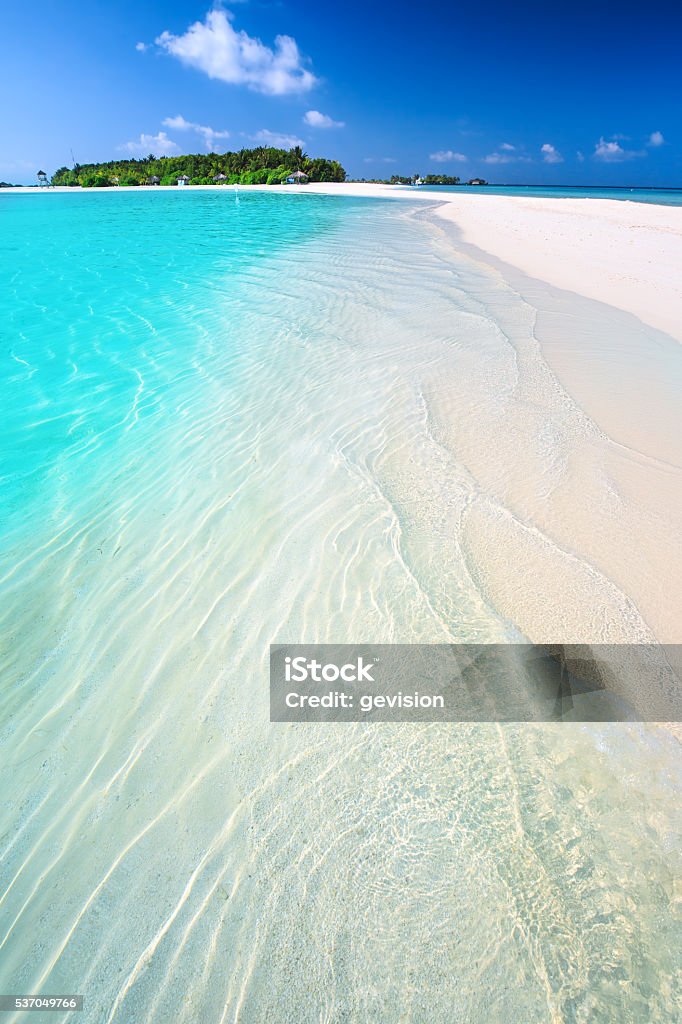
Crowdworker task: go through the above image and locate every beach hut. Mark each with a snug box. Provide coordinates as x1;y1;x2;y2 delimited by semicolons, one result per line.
177;174;190;187
37;170;48;187
147;175;160;186
467;178;487;186
285;170;309;185
213;173;227;183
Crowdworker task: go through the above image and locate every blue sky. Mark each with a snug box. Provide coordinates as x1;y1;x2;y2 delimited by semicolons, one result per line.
1;0;680;184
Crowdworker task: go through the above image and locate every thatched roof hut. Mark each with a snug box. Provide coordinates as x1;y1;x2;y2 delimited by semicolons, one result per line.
286;170;309;184
148;175;160;185
213;173;227;182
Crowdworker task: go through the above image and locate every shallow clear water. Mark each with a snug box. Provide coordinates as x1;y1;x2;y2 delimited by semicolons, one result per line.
0;191;680;1023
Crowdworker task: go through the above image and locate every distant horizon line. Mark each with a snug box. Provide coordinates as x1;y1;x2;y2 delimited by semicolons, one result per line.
3;181;681;191
388;182;682;191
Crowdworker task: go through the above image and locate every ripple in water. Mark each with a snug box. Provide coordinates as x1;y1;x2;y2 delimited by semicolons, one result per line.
0;191;679;1023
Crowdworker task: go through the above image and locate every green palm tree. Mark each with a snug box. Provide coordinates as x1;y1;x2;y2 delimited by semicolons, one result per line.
290;146;308;168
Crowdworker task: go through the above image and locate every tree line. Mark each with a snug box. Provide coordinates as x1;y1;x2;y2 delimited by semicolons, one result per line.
349;175;489;186
388;174;488;186
50;147;346;187
391;174;463;185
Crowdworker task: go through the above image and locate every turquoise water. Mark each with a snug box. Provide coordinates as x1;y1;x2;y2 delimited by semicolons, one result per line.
1;190;341;534
408;184;682;205
1;191;680;1023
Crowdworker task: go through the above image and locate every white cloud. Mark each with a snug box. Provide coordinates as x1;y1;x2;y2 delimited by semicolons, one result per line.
648;130;665;147
162;114;230;151
251;129;306;149
119;132;179;156
594;138;623;161
364;157;397;164
429;150;467;163
593;136;645;162
135;42;148;52
577;150;585;162
541;143;563;164
484;151;532;165
163;115;195;131
304;110;344;129
499;142;516;151
155;9;317;95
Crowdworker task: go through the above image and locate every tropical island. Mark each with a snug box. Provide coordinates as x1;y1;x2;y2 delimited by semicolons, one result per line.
350;175;489;186
50;146;346;187
389;174;472;186
11;160;493;189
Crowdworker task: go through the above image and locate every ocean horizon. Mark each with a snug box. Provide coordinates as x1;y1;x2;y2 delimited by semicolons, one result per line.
402;184;682;205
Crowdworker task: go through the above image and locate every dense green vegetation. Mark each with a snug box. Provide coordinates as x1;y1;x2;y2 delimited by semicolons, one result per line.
50;147;345;187
390;174;464;185
422;174;463;185
353;174;488;186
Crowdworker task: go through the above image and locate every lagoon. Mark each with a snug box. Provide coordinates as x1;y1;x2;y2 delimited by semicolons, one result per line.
1;189;680;1023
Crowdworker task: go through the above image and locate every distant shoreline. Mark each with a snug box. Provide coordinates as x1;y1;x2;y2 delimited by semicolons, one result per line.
4;182;681;195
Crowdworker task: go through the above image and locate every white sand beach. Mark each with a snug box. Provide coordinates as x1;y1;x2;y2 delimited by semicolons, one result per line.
294;184;682;647
424;191;682;648
301;183;682;343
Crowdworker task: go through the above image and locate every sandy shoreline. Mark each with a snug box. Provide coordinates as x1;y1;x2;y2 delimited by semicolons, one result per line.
7;182;682;342
6;182;682;647
429;193;682;344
